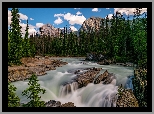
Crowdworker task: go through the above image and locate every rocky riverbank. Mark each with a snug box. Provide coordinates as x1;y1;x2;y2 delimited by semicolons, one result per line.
116;85;139;107
9;56;140;107
8;56;68;82
85;52;134;67
61;68;139;107
20;100;76;107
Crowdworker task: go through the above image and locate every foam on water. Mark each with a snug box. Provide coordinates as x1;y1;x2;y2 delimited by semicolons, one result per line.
12;58;134;107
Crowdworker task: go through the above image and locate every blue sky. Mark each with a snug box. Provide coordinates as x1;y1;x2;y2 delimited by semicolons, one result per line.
8;8;147;35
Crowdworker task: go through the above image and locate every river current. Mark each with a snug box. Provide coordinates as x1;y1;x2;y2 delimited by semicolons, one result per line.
12;57;134;107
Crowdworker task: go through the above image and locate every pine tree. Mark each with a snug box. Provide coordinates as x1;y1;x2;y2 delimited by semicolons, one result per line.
8;8;23;65
23;19;31;57
8;82;20;107
21;74;46;107
29;33;36;57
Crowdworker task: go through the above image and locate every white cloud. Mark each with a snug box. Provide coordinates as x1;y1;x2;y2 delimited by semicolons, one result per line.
20;23;36;36
114;8;147;15
63;13;86;25
8;10;12;25
36;23;44;28
30;18;34;20
54;17;63;25
69;26;78;31
28;25;37;35
76;11;82;15
92;8;98;12
54;12;86;25
8;10;45;37
106;14;113;19
106;8;110;9
60;27;64;30
54;13;64;17
8;10;28;24
18;13;28;20
74;8;80;9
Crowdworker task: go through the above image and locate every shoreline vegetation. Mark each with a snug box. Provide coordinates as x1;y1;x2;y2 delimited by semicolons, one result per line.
8;8;147;107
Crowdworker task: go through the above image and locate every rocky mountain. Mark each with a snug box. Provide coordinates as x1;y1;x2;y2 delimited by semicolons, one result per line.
79;17;103;33
39;23;61;37
38;17;111;37
38;17;105;37
39;23;76;37
37;17;134;38
78;17;113;35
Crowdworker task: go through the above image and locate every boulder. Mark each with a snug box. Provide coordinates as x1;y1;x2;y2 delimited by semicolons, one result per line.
94;70;116;85
85;53;105;62
61;67;102;95
45;100;76;107
60;102;76;107
103;73;116;84
45;100;61;107
76;68;101;88
97;59;110;65
93;70;109;84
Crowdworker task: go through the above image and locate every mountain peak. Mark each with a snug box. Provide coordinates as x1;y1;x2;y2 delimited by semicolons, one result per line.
79;16;103;33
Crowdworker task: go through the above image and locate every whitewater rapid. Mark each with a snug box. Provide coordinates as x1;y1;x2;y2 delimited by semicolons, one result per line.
11;57;134;107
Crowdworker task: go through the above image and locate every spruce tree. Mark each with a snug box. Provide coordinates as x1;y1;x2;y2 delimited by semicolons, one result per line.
8;8;23;65
8;82;20;107
23;19;31;57
21;74;46;107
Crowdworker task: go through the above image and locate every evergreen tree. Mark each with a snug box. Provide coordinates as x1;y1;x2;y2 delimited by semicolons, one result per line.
8;8;23;65
23;19;31;57
29;33;36;57
21;74;46;107
8;82;20;107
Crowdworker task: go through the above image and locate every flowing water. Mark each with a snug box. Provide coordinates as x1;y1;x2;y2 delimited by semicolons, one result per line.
11;57;134;107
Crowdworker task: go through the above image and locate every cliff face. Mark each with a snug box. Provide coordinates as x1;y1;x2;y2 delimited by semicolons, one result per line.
78;16;114;35
38;17;113;37
79;17;103;33
39;24;76;37
39;24;61;37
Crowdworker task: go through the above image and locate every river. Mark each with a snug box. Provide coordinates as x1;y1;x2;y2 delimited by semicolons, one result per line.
11;57;134;107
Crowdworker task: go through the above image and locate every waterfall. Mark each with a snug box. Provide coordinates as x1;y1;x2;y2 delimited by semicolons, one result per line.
59;82;79;97
12;58;134;107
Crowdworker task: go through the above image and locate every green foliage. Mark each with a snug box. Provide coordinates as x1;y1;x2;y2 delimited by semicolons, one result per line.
21;74;46;107
8;8;23;65
8;82;20;107
22;19;36;57
22;19;30;57
8;8;36;66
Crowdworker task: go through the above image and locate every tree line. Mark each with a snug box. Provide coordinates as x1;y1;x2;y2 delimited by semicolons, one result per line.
8;8;147;68
28;8;146;68
8;8;35;66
